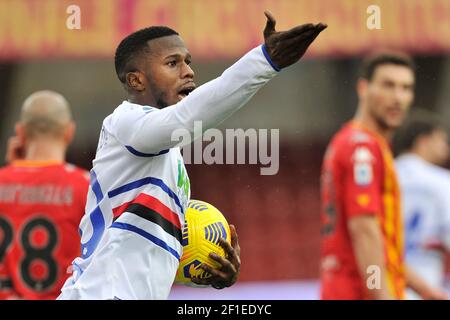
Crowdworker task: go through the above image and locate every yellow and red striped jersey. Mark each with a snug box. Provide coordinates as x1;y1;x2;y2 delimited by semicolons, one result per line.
320;121;405;299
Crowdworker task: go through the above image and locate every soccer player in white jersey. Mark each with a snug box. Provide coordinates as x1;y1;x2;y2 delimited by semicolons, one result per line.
58;12;327;299
394;109;450;299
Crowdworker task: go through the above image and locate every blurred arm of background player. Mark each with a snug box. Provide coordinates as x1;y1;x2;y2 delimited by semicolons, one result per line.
349;216;449;299
348;215;394;299
405;261;449;299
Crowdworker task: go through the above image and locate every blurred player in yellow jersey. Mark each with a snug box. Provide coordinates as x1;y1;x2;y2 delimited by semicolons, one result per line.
320;52;448;299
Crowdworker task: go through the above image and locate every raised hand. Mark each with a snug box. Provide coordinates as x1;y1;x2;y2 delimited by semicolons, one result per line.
263;10;327;69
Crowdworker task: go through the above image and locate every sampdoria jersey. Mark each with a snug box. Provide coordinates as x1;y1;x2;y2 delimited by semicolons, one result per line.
396;153;450;298
0;161;88;299
58;45;278;300
320;121;405;300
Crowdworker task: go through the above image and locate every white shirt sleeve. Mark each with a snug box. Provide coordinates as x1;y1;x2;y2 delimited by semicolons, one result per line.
112;45;279;154
439;181;450;251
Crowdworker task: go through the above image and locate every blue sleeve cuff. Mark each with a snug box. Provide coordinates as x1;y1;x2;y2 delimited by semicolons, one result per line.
125;145;169;157
261;44;281;72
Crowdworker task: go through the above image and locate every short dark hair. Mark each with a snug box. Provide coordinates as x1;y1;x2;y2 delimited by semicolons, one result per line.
393;108;444;156
360;50;416;80
114;26;179;83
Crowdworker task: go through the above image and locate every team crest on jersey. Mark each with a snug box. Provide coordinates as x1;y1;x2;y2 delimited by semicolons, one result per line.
353;147;374;185
177;159;190;210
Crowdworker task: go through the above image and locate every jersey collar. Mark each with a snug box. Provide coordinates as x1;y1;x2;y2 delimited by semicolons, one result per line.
11;160;63;167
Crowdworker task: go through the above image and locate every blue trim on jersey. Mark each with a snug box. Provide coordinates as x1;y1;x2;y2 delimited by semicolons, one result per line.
405;210;422;253
125;145;170;157
80;170;106;259
90;169;104;202
261;44;281;72
108;176;184;214
110;222;180;260
71;262;84;284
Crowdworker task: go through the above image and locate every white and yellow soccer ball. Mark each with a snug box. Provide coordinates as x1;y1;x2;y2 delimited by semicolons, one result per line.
175;199;231;286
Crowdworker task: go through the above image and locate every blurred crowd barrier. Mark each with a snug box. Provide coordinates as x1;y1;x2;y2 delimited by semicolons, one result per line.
0;0;449;60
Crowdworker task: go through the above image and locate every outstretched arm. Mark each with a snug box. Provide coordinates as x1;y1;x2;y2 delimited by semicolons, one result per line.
114;12;327;154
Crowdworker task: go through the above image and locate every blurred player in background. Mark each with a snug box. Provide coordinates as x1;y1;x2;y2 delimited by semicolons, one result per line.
320;52;447;299
58;12;326;299
0;90;88;299
394;109;450;299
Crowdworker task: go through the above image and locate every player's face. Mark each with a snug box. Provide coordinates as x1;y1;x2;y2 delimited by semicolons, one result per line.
365;64;415;130
425;129;449;166
144;35;196;108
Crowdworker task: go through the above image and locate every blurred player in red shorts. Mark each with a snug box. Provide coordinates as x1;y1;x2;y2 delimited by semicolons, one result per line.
320;52;448;300
0;91;88;299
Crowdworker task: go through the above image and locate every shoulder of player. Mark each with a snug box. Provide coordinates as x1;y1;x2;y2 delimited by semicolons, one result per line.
0;165;12;177
0;163;22;177
423;163;450;188
421;166;450;202
108;101;158;130
398;156;450;190
113;101;157;117
62;163;90;182
334;125;381;157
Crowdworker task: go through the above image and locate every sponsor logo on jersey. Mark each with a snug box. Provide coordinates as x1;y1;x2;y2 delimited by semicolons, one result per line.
357;193;371;207
353;147;374;186
177;160;190;210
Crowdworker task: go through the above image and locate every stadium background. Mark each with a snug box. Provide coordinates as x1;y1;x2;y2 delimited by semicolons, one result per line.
0;0;449;299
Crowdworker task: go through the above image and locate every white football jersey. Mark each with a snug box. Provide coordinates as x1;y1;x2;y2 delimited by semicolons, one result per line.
396;153;450;298
58;45;278;299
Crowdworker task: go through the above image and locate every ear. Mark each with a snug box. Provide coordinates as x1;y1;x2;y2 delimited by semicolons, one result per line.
63;121;76;146
413;133;428;152
126;71;146;92
15;123;27;146
357;78;368;100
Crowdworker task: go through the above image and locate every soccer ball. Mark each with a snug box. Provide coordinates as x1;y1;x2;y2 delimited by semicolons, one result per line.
175;199;231;286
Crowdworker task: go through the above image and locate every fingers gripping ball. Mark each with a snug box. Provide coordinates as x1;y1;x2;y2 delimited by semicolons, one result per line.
175;200;231;286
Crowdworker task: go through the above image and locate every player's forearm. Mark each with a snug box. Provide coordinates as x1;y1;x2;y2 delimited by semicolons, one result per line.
168;21;327;135
180;45;278;128
348;216;393;300
129;45;278;153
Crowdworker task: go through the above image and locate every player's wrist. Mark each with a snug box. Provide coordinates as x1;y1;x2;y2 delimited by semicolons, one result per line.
261;44;281;72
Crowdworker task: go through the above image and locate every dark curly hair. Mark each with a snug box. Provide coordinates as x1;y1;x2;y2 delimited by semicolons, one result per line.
114;26;179;83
